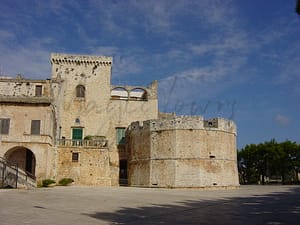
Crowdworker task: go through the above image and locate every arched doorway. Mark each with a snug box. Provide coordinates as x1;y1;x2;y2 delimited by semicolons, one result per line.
4;147;36;177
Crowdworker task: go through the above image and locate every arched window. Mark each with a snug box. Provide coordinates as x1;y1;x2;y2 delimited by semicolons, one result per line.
111;87;129;100
76;85;85;98
129;88;147;101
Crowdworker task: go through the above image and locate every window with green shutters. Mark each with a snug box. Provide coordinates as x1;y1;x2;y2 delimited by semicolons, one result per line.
72;128;83;140
116;127;126;145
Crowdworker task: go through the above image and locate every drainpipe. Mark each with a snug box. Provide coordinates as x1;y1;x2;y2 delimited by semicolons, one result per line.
59;126;62;141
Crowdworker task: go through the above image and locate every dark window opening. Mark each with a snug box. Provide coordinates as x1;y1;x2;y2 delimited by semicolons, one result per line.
76;85;85;98
35;85;43;97
31;120;41;135
0;118;10;134
72;152;79;162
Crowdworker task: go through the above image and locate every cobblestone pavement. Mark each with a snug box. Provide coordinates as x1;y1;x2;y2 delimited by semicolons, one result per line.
0;185;299;225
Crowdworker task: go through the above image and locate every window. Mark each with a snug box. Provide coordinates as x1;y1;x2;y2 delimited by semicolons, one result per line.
72;128;83;146
76;85;85;98
72;128;83;140
31;120;41;135
129;88;147;101
116;127;126;145
111;87;128;100
72;152;79;162
35;85;43;97
0;118;10;135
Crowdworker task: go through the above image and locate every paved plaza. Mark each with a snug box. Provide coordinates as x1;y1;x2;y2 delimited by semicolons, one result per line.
0;185;299;225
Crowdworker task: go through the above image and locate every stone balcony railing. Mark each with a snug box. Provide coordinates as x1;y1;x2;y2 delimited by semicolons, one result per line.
57;139;108;148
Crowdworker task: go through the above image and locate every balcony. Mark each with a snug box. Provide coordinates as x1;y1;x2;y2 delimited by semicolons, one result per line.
57;139;108;148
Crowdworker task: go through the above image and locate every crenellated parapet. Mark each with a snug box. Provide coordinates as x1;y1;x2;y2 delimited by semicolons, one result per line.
50;53;113;82
127;115;239;188
128;116;236;135
50;53;112;65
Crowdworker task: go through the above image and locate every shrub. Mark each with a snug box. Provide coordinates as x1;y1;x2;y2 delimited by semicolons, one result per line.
58;178;74;186
84;135;93;140
42;179;56;187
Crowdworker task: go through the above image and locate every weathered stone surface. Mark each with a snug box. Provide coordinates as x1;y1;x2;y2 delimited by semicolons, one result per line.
127;116;239;188
0;53;238;188
0;53;158;186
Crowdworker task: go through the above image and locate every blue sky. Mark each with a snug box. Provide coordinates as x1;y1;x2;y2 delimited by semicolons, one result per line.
0;0;299;148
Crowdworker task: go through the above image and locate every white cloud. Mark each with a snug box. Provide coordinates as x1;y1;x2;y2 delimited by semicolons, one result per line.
92;46;141;78
274;114;291;126
0;45;50;79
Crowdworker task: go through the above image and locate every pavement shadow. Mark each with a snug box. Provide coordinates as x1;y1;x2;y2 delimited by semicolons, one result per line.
83;187;300;225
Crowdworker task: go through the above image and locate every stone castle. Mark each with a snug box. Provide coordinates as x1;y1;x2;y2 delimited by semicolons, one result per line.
0;53;239;188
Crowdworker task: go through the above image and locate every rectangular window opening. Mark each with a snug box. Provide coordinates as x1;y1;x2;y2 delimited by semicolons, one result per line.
31;120;41;135
0;118;10;135
116;127;126;145
72;128;83;146
72;152;79;162
35;85;43;97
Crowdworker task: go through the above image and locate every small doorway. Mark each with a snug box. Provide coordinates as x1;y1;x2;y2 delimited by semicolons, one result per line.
119;160;128;186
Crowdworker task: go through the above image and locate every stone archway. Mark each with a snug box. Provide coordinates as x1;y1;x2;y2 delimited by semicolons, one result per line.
4;147;36;177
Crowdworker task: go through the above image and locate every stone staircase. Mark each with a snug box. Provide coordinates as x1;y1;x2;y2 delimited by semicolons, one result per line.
0;157;36;189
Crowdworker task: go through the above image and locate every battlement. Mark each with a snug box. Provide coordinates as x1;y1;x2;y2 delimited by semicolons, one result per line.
128;116;236;135
50;53;112;65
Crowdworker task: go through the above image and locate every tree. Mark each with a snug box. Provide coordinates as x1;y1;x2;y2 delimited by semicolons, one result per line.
238;139;300;185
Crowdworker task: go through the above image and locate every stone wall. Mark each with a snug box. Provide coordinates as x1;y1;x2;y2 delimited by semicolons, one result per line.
56;146;111;185
0;103;55;182
51;53;158;185
127;116;239;188
0;76;52;98
0;53;159;186
0;53;239;188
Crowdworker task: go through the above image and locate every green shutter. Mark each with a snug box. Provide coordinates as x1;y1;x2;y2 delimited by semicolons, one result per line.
116;128;126;145
72;128;83;140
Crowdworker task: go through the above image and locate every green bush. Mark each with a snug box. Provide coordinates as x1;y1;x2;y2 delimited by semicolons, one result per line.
84;135;93;140
42;179;56;187
58;178;74;186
